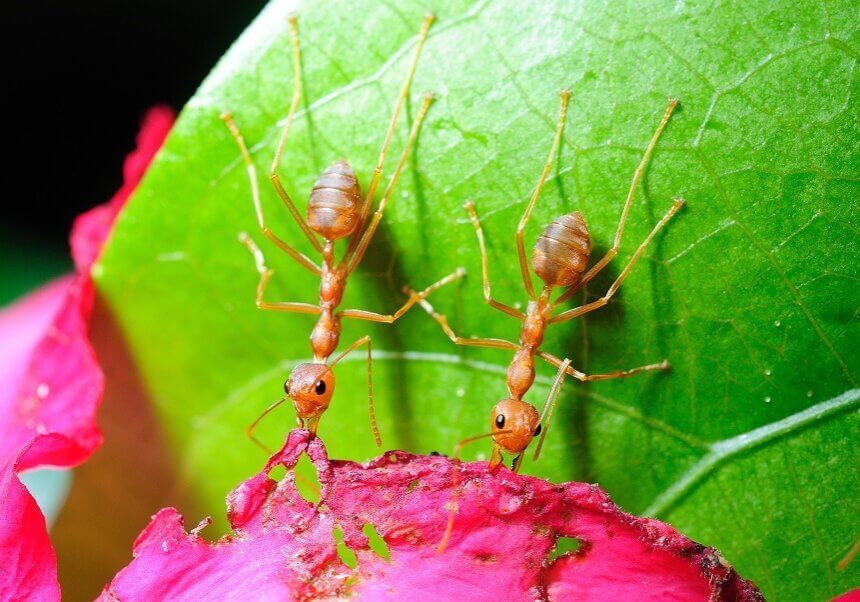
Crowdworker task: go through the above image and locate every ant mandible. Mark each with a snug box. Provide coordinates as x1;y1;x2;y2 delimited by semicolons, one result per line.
221;13;462;449
416;90;683;474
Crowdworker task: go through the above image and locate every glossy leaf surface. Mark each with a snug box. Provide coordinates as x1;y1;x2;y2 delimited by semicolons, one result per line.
95;1;859;598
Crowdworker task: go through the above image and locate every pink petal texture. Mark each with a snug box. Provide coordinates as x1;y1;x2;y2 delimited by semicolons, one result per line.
0;443;63;601
0;269;99;602
101;430;762;601
0;107;174;601
0;275;101;472
0;105;174;473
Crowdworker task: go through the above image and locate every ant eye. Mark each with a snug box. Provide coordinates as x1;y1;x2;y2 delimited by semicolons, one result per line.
534;423;542;436
283;381;290;395
495;414;505;428
315;380;327;395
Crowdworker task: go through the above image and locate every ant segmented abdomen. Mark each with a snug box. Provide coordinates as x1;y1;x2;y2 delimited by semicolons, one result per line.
532;211;591;287
308;160;362;240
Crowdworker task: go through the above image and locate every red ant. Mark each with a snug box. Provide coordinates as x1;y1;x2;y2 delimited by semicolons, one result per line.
221;13;462;449
418;91;683;551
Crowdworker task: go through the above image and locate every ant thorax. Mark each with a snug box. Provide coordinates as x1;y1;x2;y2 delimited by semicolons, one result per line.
318;264;345;308
520;297;550;347
506;347;536;399
310;310;340;362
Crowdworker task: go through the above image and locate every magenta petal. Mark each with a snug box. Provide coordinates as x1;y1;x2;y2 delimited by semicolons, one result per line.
0;276;102;472
1;106;174;474
0;272;100;600
102;431;761;601
0;105;174;600
0;446;62;602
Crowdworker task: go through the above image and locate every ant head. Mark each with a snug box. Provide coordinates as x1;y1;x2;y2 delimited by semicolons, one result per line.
285;363;335;419
490;398;541;456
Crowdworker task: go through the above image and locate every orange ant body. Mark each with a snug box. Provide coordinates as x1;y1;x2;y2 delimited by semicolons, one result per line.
221;14;462;448
418;91;683;476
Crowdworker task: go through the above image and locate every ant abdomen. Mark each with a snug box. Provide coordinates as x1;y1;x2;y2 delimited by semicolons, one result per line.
532;211;591;287
308;160;362;240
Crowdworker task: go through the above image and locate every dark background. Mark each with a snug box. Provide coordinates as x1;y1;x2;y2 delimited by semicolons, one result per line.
3;0;267;302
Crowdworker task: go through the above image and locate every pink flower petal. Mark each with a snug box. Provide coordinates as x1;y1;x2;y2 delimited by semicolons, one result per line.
0;106;174;474
0;106;174;600
101;431;762;601
0;442;65;602
0;275;101;472
71;106;175;273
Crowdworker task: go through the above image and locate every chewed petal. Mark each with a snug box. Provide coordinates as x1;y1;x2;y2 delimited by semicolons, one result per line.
101;430;763;601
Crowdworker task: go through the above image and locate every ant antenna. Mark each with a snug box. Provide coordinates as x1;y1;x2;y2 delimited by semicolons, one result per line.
246;396;289;452
532;358;571;461
328;335;380;447
436;429;514;554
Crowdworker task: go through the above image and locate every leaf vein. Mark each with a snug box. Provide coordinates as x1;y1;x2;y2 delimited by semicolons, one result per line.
644;388;860;516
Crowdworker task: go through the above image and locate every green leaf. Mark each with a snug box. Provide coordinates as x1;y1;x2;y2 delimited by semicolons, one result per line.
95;0;858;598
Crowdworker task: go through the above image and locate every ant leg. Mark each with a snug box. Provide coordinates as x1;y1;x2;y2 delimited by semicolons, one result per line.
511;454;525;473
339;267;465;323
464;201;524;319
537;350;669;382
329;335;381;447
515;90;570;300
268;15;323;254
239;233;322;315
246;396;289;452
488;445;504;470
344;13;435;260
550;199;683;324
414;297;520;351
222;112;321;274
343;93;434;274
553;99;678;308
